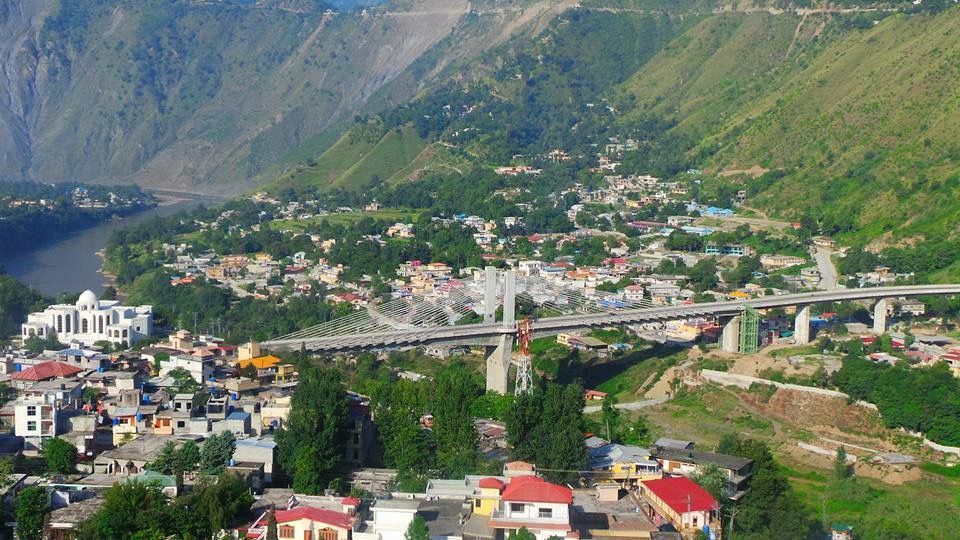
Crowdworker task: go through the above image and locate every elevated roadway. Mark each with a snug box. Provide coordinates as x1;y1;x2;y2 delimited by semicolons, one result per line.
263;284;960;352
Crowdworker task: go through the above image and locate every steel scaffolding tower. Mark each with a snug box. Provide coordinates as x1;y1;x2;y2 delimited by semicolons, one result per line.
739;305;760;354
514;318;534;394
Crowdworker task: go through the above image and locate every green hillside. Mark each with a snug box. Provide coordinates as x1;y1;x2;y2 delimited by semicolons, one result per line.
272;123;430;192
264;2;960;268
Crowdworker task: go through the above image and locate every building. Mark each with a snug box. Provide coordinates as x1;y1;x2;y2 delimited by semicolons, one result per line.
14;399;58;450
639;477;719;538
588;443;662;487
245;506;356;540
650;446;753;500
487;475;574;540
21;290;153;347
759;254;806;270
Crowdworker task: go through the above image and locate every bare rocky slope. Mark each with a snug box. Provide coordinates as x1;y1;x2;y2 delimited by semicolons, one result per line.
0;0;571;194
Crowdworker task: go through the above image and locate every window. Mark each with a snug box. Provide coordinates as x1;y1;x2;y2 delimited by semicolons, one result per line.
177;421;186;428
82;319;89;333
26;406;36;416
475;499;482;508
279;525;294;539
510;503;525;513
27;421;37;432
692;516;698;528
538;508;553;519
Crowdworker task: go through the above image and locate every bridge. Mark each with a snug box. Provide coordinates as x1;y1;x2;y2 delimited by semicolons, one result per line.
262;267;960;393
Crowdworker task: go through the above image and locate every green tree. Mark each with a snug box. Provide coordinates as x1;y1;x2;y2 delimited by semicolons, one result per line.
200;432;236;475
147;441;180;474
177;439;201;473
405;515;429;540
101;285;118;300
42;437;78;474
601;395;621;442
507;527;537;540
834;446;851;480
167;472;254;538
15;487;48;540
266;507;279;540
431;363;481;476
275;364;348;494
74;481;169;539
690;463;728;503
153;352;169;376
375;379;435;489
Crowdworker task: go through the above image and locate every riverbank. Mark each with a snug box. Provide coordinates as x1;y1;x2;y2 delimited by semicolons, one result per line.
4;196;213;296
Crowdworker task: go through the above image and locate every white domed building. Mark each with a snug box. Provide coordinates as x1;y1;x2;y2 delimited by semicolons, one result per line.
21;290;153;347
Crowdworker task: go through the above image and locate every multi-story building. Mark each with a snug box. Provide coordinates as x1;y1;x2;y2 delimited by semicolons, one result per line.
14;399;59;450
487;475;574;540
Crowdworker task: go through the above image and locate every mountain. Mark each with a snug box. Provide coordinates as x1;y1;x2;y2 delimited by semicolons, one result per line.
0;0;573;194
271;1;960;252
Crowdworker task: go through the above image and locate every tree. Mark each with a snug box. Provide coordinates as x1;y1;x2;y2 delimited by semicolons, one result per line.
177;440;201;473
241;364;259;380
405;515;429;540
153;352;169;376
690;463;728;503
601;395;621;442
507;528;537;540
42;437;78;474
266;507;279;540
200;432;236;475
101;285;118;300
147;441;180;474
15;487;48;540
507;383;587;483
167;472;254;538
834;446;851;480
275;365;348;494
625;414;652;446
431;363;481;477
74;481;169;539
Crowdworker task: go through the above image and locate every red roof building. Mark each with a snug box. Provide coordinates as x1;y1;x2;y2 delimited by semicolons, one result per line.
12;361;83;381
246;506;354;540
479;477;506;490
639;477;719;536
501;475;573;505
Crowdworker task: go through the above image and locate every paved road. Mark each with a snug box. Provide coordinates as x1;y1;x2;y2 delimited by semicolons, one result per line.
814;248;839;290
583;396;669;414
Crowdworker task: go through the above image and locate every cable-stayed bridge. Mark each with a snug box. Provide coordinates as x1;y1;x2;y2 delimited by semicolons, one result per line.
262;267;960;392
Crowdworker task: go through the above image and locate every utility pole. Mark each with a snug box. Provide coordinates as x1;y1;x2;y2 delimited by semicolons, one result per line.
727;505;739;540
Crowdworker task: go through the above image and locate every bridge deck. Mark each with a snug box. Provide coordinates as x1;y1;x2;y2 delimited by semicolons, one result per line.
262;285;960;352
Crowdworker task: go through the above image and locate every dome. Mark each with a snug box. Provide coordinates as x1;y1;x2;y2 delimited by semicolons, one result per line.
77;290;99;310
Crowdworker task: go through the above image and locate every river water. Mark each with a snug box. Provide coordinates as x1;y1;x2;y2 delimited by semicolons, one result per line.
2;196;214;296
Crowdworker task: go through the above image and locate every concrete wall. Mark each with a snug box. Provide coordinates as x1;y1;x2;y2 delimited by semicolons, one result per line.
699;369;878;410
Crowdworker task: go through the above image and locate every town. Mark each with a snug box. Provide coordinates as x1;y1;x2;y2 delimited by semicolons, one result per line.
3;155;959;539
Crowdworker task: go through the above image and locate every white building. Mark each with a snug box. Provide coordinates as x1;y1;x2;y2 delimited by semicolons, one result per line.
159;354;213;383
14;398;59;450
21;290;153;347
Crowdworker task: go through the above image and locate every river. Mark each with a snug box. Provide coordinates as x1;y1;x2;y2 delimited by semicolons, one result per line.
2;194;218;296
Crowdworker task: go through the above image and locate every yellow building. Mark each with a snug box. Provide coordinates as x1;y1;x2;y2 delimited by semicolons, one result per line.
238;354;283;370
473;478;505;516
588;443;662;487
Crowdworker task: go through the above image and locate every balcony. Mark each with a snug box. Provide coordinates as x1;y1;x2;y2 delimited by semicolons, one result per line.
489;510;569;528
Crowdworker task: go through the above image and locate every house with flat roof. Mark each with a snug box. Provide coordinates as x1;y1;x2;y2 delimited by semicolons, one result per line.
649;445;753;500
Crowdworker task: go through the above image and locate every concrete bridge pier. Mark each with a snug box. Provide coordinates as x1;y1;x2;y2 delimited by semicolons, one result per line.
873;298;889;334
485;334;513;394
721;315;741;353
794;306;811;345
